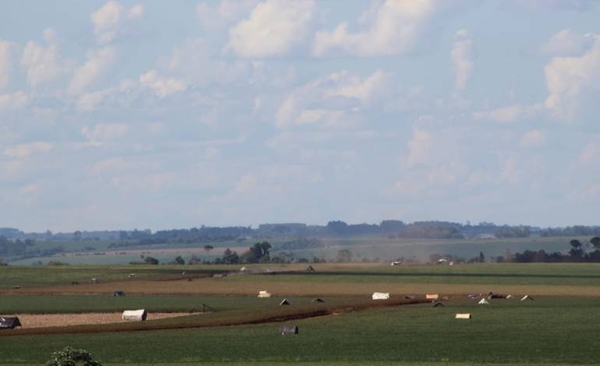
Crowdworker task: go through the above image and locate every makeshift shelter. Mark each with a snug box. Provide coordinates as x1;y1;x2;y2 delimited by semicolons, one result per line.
372;292;390;300
521;295;534;301
455;313;471;319
258;290;272;298
306;265;315;272
311;298;325;303
432;301;444;307
90;278;99;284
279;299;291;305
0;317;21;329
121;309;147;321
478;298;489;305
426;294;439;300
280;325;299;335
113;290;125;297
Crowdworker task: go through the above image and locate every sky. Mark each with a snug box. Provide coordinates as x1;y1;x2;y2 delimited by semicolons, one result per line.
0;0;600;233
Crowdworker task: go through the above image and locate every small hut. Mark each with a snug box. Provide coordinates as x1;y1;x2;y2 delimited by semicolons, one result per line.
0;317;21;329
122;309;148;321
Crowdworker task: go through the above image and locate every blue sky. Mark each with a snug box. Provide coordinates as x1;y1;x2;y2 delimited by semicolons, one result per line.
1;0;599;232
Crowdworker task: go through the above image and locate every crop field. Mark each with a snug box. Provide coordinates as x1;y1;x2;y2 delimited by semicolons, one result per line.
0;263;599;365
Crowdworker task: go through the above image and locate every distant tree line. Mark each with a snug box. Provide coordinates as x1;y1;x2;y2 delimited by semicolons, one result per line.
501;237;600;263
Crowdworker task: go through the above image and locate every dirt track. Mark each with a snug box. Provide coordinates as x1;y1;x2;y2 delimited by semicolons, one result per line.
1;312;190;329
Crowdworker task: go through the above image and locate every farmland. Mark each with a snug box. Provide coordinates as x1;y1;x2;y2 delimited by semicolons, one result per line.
0;263;599;365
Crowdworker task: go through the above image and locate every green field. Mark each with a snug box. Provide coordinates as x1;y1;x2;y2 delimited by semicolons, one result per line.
0;263;599;365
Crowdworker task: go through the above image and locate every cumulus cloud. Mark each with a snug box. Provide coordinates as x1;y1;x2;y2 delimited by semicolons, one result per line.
451;29;473;91
0;39;13;91
540;29;593;56
313;0;441;57
473;104;542;123
544;34;600;120
139;70;187;98
275;69;387;128
520;130;547;148
3;142;53;159
197;0;260;31
226;0;315;58
81;123;129;141
20;29;71;89
324;70;387;102
91;1;144;44
0;91;30;112
67;47;116;96
510;0;598;12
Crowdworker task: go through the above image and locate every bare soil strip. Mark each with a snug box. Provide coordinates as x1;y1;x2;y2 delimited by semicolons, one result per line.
0;312;190;329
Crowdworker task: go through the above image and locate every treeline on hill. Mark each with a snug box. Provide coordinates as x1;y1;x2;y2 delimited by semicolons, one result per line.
507;238;600;263
3;221;600;243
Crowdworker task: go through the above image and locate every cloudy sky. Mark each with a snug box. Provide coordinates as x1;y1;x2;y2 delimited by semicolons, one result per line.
1;0;599;232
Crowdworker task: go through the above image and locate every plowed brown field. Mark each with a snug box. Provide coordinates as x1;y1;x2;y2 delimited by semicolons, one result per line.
0;312;190;328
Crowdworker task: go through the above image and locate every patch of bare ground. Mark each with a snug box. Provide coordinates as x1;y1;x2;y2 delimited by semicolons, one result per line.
0;312;190;329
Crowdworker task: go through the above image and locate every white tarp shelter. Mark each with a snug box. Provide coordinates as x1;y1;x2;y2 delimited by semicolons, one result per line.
426;294;440;300
122;309;147;321
455;313;471;319
521;295;533;301
258;290;272;298
478;298;489;305
372;292;390;300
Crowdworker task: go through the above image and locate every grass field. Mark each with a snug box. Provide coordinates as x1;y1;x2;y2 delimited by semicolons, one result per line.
0;263;599;365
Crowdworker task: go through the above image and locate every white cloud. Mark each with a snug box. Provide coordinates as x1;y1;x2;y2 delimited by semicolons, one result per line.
578;142;600;164
276;69;388;128
226;0;315;58
139;70;187;98
313;0;441;57
197;0;260;31
544;34;600;120
473;104;542;123
0;91;30;112
3;142;53;159
540;29;593;56
451;29;473;91
81;123;129;142
324;69;387;102
520;130;547;148
20;29;71;89
68;47;117;96
91;1;144;44
0;39;13;91
511;0;598;12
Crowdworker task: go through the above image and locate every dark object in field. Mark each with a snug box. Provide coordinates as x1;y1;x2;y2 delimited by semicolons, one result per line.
12;285;20;289
404;295;415;299
0;317;21;329
113;290;125;297
487;292;506;299
311;298;325;303
279;299;291;305
306;265;315;272
71;281;80;285
280;325;298;335
90;278;99;284
432;301;444;307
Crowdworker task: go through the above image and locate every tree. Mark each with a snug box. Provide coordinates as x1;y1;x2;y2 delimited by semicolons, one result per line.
336;248;353;263
569;239;584;260
220;248;239;264
242;241;272;263
144;256;159;265
46;346;102;366
590;236;600;249
203;245;214;253
174;255;185;265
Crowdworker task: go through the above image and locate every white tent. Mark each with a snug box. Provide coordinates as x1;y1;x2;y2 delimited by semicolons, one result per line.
258;290;272;298
122;309;147;321
372;292;390;300
521;295;533;301
478;298;489;305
